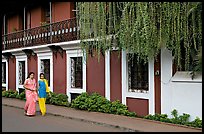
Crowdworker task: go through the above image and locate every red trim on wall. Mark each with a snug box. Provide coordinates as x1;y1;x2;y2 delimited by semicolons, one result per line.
154;54;161;114
110;50;122;102
7;14;21;34
86;52;105;96
28;55;38;81
8;58;16;91
53;51;66;94
126;97;149;117
52;2;75;22
30;6;42;28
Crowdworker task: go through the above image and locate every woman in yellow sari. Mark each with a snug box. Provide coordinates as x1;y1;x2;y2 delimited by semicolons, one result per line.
37;73;50;116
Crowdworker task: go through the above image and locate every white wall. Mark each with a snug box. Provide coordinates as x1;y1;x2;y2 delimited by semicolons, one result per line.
171;72;202;121
161;47;202;121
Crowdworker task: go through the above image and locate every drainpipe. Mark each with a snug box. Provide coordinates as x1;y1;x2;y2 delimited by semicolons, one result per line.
50;2;52;43
24;6;26;46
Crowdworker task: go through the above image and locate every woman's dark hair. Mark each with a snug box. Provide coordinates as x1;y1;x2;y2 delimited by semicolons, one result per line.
27;72;35;79
40;73;45;79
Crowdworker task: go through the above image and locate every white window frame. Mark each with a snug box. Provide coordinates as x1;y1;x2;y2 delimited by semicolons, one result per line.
2;59;8;91
121;50;155;115
16;55;28;92
37;52;53;92
66;49;86;102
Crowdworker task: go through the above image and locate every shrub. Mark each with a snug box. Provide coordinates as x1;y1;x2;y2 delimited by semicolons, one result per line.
2;90;8;97
2;90;18;98
46;92;69;107
71;92;89;110
71;92;137;117
144;109;202;128
18;90;26;100
188;117;202;128
8;90;18;98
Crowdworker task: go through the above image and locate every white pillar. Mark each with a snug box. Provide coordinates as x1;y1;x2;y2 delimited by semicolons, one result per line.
161;47;173;116
105;50;110;100
121;50;127;105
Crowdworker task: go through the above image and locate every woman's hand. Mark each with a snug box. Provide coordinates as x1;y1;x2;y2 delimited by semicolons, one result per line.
34;88;38;92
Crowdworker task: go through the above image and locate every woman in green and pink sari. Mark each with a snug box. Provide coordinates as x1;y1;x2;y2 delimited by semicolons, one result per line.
23;72;38;116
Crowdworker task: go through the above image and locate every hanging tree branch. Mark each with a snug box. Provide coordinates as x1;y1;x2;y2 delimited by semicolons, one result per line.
77;2;202;72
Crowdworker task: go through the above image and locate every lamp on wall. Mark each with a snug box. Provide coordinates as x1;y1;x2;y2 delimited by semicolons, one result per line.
48;45;64;58
22;49;36;60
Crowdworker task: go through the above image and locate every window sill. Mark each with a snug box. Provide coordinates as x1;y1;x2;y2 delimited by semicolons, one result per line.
2;83;6;87
128;89;149;94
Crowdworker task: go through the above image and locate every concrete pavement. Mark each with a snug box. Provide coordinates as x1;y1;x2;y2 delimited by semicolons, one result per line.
3;105;126;132
2;97;202;132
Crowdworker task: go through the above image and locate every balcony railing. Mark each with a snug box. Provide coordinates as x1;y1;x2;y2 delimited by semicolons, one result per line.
2;17;78;51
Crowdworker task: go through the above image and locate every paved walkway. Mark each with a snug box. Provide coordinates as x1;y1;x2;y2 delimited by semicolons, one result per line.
2;97;202;132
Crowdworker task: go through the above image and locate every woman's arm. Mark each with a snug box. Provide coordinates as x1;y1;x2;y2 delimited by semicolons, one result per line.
23;85;32;91
23;79;34;91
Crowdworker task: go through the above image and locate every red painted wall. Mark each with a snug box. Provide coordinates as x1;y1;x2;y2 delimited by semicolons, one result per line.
30;6;43;28
8;58;16;90
52;2;75;22
154;54;161;114
86;53;105;96
110;51;122;102
53;51;66;94
28;55;38;81
7;14;21;33
126;97;149;117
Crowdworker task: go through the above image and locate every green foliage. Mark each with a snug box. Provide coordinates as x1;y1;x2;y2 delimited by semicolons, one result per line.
171;109;178;118
188;117;202;128
144;114;171;123
8;91;18;98
71;92;137;117
16;91;26;100
193;46;202;72
2;90;9;97
144;109;202;128
46;92;69;107
2;90;18;98
2;90;69;106
77;2;202;72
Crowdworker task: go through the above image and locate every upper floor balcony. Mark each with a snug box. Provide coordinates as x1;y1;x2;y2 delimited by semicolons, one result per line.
2;17;78;51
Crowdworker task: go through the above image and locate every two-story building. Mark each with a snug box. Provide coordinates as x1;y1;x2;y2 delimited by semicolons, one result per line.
1;2;202;121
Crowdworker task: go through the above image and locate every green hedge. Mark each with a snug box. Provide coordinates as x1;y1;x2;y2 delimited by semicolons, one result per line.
2;90;19;98
46;92;69;107
2;90;69;106
144;109;202;128
71;92;136;117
